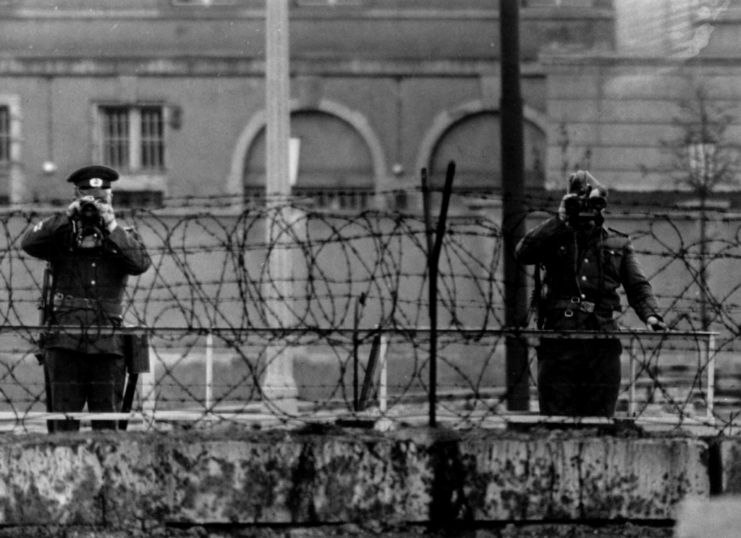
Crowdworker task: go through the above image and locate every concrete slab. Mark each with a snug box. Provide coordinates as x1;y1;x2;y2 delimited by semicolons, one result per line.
0;428;712;528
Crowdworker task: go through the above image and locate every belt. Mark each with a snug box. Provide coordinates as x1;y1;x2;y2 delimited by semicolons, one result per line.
552;297;612;318
53;293;123;317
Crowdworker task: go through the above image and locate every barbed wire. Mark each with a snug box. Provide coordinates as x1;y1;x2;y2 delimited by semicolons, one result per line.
0;189;739;433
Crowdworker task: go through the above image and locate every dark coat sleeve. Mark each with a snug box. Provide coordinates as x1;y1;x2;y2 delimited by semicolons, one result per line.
619;240;661;323
21;214;69;261
104;225;152;276
515;216;571;265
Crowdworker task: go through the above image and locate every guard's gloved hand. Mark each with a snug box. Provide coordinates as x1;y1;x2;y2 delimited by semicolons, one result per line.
66;199;82;218
647;315;668;331
558;193;579;223
94;199;117;231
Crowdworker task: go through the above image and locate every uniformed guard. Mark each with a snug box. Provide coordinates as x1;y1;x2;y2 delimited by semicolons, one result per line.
22;165;152;431
515;170;668;417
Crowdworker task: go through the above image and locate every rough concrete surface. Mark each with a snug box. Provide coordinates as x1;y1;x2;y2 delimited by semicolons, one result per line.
0;426;712;536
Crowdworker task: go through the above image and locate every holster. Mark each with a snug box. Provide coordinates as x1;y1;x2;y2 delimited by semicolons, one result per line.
33;332;48;365
124;332;150;375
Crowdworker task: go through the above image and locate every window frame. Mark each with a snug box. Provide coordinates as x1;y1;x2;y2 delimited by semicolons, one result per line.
92;101;170;201
96;103;167;174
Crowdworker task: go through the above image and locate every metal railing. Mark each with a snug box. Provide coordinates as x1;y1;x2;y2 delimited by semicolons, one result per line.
0;325;719;433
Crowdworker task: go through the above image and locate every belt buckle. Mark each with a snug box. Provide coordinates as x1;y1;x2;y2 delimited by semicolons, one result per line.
581;301;595;313
570;297;581;304
564;309;574;318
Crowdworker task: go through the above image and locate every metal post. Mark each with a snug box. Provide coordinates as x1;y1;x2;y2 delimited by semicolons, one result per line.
421;169;436;426
629;337;637;417
707;333;716;419
421;163;455;427
500;0;530;410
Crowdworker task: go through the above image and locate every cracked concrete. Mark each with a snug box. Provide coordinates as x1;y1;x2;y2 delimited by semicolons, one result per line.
0;426;713;532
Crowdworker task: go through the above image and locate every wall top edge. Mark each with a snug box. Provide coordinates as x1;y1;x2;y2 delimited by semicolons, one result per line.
1;7;614;22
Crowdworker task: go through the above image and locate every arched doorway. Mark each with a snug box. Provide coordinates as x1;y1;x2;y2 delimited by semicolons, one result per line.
428;111;546;193
243;110;375;211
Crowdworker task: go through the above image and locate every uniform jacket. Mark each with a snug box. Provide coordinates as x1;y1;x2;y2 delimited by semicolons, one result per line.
22;213;151;355
515;216;660;329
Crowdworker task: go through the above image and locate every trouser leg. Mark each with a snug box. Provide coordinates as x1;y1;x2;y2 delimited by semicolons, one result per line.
88;354;126;431
44;349;85;432
582;339;622;417
537;338;623;417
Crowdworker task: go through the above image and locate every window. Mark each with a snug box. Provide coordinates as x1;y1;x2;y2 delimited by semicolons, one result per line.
99;106;166;172
0;106;9;166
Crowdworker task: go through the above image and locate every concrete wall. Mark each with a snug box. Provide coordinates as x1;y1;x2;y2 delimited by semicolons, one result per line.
0;427;714;537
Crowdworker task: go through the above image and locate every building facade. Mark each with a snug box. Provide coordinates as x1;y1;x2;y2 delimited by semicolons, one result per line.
0;0;736;211
0;0;616;211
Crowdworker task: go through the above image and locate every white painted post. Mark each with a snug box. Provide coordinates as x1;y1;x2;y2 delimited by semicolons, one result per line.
262;0;299;407
205;331;213;412
378;335;388;413
142;344;156;428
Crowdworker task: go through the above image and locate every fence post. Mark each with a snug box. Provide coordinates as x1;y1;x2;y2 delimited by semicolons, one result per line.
706;332;716;419
421;162;455;427
205;330;213;413
142;342;156;429
629;336;637;417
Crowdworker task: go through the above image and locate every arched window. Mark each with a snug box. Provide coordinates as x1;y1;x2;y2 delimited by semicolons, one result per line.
429;111;546;192
243;110;374;211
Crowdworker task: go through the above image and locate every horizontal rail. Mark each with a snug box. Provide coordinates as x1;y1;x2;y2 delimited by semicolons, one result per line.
10;325;720;340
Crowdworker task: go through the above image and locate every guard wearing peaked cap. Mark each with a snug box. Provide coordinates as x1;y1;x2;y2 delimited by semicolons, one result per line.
21;165;152;432
515;170;667;417
67;164;119;191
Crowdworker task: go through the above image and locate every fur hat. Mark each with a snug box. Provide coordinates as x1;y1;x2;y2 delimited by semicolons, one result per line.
567;170;608;199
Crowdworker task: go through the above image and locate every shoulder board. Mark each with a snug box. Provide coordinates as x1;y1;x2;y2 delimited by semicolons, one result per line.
607;227;629;237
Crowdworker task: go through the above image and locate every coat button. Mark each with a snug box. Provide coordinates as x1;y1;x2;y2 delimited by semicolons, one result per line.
91;280;96;285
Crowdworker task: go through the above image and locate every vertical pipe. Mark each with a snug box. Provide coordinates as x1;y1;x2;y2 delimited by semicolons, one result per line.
500;0;530;410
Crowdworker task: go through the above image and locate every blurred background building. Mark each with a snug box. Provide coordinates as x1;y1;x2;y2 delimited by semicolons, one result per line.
0;0;737;210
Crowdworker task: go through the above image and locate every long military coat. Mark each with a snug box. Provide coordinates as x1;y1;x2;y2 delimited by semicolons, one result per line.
22;213;151;355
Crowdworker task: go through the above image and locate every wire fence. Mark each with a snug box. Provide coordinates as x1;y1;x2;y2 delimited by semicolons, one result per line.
1;186;741;433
